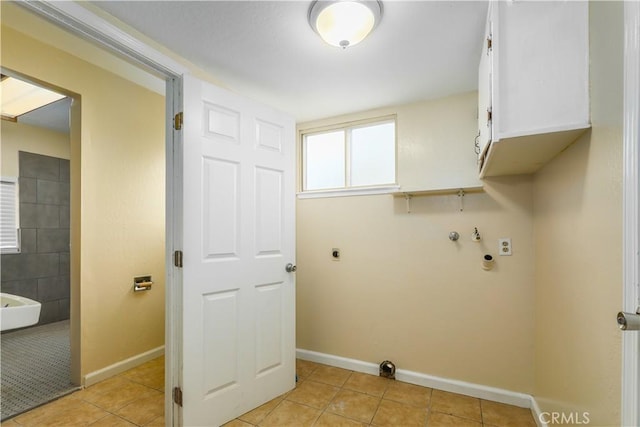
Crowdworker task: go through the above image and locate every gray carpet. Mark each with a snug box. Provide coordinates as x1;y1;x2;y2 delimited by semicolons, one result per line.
1;320;78;421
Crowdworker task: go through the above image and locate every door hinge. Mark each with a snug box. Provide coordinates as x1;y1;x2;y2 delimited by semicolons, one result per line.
174;250;183;268
174;112;183;130
487;107;492;123
173;386;183;407
487;35;492;52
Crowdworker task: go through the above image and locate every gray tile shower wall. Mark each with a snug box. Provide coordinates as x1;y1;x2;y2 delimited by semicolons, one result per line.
0;152;70;325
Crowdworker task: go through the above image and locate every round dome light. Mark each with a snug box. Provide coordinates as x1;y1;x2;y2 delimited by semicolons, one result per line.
309;1;383;49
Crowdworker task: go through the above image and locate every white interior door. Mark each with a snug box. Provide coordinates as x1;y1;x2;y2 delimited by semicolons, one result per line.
180;74;296;426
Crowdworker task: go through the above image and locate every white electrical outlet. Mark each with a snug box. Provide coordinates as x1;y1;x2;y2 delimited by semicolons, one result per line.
498;238;512;256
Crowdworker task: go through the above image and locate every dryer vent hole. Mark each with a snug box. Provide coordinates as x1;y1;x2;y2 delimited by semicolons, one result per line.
379;360;396;379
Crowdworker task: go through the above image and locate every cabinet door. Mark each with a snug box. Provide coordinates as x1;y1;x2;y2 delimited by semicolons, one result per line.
496;1;589;138
477;10;493;162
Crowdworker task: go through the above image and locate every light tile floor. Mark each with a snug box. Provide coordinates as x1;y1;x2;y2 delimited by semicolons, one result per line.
3;357;537;427
3;356;165;427
227;360;537;427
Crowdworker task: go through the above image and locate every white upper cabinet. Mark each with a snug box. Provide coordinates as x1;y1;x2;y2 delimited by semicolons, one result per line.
477;1;590;178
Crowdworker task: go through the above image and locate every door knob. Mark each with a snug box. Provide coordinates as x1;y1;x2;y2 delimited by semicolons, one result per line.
285;263;297;273
617;308;640;331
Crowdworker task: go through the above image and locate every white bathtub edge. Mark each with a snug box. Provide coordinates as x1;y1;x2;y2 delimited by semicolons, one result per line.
83;345;164;387
0;293;41;306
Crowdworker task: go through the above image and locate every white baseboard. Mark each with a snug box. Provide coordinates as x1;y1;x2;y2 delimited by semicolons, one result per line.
296;348;533;409
83;345;165;387
530;396;548;427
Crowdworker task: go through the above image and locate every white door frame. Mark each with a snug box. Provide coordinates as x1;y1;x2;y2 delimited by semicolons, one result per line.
166;76;184;427
16;0;640;425
622;2;640;426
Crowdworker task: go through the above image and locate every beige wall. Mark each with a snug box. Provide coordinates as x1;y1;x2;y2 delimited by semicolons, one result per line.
532;2;623;425
297;93;536;393
0;2;164;96
1;121;70;177
2;7;166;380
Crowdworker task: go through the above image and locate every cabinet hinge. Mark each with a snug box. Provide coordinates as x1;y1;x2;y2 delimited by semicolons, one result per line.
174;250;183;268
487;35;492;52
174;112;183;130
173;386;183;407
487;107;492;123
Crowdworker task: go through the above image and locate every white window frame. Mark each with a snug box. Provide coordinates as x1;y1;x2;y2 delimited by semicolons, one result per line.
299;115;399;198
0;176;20;254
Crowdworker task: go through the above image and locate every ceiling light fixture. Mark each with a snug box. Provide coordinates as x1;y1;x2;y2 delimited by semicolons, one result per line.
308;0;383;49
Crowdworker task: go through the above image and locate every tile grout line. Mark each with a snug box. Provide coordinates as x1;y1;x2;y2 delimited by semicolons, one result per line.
425;387;433;427
368;372;392;427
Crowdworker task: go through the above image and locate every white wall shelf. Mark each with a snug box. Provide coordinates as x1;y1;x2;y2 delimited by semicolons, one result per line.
392;186;484;213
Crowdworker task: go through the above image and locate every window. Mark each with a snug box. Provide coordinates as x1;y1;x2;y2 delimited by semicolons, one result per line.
302;118;396;194
0;177;19;253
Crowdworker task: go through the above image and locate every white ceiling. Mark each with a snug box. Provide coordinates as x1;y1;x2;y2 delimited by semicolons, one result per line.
18;97;72;133
88;0;489;123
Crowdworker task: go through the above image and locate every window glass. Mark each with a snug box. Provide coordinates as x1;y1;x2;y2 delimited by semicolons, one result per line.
304;130;345;190
350;122;395;187
301;118;396;193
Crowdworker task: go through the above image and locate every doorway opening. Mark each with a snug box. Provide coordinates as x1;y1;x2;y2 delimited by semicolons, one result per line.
0;71;78;420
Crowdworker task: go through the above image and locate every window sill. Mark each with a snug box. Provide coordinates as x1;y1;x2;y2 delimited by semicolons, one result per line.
1;248;21;255
297;185;400;199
